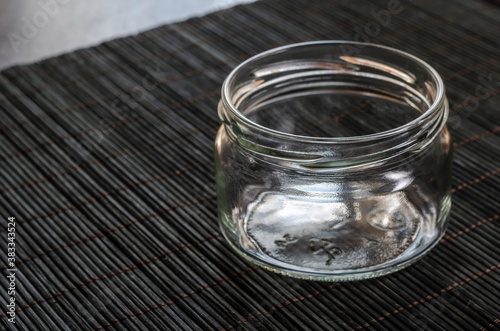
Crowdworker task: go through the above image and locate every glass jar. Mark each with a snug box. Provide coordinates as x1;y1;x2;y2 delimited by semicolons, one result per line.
214;41;452;281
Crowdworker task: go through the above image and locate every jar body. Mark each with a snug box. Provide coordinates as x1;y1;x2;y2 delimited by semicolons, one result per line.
214;41;452;281
215;124;452;281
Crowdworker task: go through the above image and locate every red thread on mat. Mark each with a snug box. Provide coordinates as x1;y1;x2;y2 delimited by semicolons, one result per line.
350;265;499;330
444;57;500;82
440;215;499;243
219;283;341;330
0;80;218;140
418;26;500;59
451;167;500;193
1;194;216;271
451;87;500;112
0;76;224;159
221;263;499;331
0;161;209;232
0;116;218;194
454;125;500;148
0;233;226;319
478;318;500;330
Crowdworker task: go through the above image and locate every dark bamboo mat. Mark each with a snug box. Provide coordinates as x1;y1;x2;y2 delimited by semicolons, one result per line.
1;0;499;330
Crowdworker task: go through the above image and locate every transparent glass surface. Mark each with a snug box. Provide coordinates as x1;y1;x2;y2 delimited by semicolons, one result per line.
215;41;452;281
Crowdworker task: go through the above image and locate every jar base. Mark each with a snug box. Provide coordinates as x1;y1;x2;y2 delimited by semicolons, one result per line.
219;191;450;281
221;225;445;281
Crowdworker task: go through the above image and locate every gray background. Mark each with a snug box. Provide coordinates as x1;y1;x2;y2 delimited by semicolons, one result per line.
0;0;253;70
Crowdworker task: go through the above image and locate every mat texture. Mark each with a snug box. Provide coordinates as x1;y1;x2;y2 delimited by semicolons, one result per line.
0;0;499;330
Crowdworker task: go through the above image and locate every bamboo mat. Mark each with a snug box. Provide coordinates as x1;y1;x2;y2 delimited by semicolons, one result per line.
1;0;499;330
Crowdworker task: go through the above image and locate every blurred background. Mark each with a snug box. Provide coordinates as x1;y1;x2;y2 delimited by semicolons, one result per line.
0;0;253;70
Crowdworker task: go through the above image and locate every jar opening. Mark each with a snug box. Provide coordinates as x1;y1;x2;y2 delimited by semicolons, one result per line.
243;86;427;138
221;41;445;142
218;41;448;168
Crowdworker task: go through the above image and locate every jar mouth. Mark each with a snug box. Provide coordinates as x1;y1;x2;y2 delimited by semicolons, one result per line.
221;41;446;143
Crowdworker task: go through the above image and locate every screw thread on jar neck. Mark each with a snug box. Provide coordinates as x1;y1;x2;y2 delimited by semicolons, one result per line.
219;41;448;171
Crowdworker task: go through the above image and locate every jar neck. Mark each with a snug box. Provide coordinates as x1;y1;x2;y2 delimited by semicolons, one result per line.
218;41;448;171
219;97;448;171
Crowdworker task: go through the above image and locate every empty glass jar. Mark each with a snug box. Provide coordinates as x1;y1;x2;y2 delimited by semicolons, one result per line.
214;41;452;281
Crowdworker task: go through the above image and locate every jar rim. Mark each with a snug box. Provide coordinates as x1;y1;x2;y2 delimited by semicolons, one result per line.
221;40;446;143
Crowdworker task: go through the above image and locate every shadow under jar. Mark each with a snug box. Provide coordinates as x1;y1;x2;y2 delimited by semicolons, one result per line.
214;41;452;281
